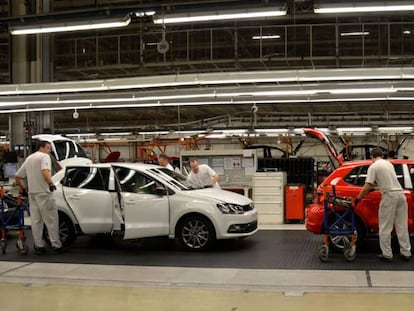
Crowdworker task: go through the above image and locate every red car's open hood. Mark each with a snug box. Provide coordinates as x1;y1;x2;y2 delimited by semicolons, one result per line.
303;128;344;167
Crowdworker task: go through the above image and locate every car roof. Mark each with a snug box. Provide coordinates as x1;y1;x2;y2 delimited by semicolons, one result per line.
32;134;74;142
340;159;414;168
65;162;162;170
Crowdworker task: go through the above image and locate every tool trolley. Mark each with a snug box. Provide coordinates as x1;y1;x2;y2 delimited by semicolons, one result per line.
0;186;31;255
318;184;357;262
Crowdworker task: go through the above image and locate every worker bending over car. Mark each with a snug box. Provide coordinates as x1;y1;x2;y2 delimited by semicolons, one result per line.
187;159;220;189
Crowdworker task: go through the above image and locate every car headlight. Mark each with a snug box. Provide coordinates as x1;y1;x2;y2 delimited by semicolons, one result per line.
216;203;245;214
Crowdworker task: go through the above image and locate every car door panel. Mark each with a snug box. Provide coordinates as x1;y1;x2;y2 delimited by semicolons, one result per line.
64;187;113;233
121;192;169;239
113;166;169;239
62;166;113;234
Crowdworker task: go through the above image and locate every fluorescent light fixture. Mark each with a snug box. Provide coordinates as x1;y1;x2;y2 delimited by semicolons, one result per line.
135;11;156;17
205;133;226;139
330;87;396;94
221;129;247;135
340;32;370;37
153;6;286;24
314;2;414;14
378;126;414;133
100;132;132;136
138;131;169;135
102;137;124;141
10;15;131;35
2;68;414;96
255;128;289;134
337;127;372;133
175;130;202;135
403;30;412;35
66;133;94;137
252;35;280;40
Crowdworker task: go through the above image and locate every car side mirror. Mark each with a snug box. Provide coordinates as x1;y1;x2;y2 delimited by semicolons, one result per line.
153;187;167;196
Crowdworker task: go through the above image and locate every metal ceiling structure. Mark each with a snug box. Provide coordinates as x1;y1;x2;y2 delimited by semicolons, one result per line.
0;0;413;136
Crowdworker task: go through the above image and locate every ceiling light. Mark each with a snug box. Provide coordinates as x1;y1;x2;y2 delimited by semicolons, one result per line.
10;15;131;35
66;133;94;137
314;2;414;14
255;128;289;133
221;129;247;135
1;67;414;96
135;11;156;17
340;32;370;37
336;127;372;133
206;133;226;139
153;6;286;24
329;87;396;94
377;126;414;133
252;35;280;40
138;131;169;135
101;132;132;136
403;30;412;35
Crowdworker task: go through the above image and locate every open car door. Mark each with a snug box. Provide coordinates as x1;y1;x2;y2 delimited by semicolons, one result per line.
61;166;113;234
113;165;170;239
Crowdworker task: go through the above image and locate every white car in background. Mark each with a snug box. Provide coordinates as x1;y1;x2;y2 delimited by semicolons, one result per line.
32;134;92;169
51;163;258;251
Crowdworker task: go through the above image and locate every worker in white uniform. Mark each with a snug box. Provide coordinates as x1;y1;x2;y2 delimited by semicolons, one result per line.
158;153;174;171
356;147;411;262
187;159;219;189
15;141;63;255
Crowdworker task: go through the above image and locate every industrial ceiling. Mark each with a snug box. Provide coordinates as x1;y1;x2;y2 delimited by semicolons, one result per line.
0;0;413;136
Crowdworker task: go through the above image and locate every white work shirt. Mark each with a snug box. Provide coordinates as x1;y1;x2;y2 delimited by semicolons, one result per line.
165;163;174;171
16;151;52;193
365;158;402;193
187;164;219;189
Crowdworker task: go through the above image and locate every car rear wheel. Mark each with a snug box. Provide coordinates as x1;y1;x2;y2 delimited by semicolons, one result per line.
44;213;77;247
176;215;216;251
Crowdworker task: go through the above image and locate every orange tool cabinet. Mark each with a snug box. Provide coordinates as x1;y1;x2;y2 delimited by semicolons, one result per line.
284;184;305;223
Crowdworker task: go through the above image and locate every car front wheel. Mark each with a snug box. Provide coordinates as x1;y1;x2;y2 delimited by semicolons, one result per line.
176;215;216;251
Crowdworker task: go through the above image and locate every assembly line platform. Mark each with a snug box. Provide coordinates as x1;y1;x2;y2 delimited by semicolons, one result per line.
0;228;414;311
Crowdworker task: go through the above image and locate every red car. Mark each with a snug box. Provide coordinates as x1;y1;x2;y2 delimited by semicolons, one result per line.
304;128;414;250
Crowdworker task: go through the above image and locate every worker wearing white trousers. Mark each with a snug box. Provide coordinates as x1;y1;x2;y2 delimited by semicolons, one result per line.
356;147;411;262
15;141;62;254
379;190;411;259
28;192;61;249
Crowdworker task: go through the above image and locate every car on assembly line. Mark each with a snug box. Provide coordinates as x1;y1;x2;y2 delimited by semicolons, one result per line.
50;162;258;251
304;128;414;250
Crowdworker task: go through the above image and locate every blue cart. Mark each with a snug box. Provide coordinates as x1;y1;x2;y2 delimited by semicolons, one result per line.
318;184;357;262
0;186;31;255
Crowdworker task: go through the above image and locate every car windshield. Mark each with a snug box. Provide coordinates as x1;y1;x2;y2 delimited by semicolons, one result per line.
149;168;195;190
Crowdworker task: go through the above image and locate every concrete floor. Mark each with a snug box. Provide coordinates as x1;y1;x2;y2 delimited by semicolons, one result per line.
1;283;413;311
1;225;413;310
1;262;414;310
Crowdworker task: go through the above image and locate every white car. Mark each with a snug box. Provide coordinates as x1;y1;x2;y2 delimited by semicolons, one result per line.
51;162;258;251
32;134;92;169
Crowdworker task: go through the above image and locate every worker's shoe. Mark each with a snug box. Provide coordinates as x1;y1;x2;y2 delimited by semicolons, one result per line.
376;254;393;262
34;246;47;255
399;254;411;262
50;247;65;254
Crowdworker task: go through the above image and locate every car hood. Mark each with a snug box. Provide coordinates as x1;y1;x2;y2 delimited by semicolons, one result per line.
303;128;344;167
188;188;253;205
